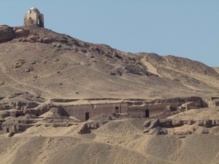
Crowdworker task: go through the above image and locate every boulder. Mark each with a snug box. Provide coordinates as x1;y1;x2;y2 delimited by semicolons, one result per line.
0;25;14;42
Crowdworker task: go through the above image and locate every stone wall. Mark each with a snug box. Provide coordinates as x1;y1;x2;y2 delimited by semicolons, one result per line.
63;103;128;121
127;97;206;118
127;105;148;118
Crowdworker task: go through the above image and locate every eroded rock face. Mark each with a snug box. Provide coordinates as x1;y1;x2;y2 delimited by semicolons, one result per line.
0;25;14;42
78;123;91;134
13;28;29;38
0;25;68;45
143;119;219;136
143;119;159;133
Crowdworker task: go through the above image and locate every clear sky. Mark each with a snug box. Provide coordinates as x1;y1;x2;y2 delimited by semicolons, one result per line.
1;1;219;66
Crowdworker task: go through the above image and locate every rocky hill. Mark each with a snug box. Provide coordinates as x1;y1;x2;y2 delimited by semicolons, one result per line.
0;25;219;102
0;25;219;164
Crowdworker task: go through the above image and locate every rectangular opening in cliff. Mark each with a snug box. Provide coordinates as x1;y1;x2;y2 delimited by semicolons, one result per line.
115;106;119;113
85;112;89;121
145;109;149;118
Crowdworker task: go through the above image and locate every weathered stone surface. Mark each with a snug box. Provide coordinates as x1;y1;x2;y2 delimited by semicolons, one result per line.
78;123;91;134
148;128;168;135
174;130;192;136
143;119;151;127
27;35;39;42
212;120;219;126
203;120;212;127
213;99;219;107
159;119;172;127
172;120;183;127
8;132;15;137
197;120;214;127
186;120;195;125
42;37;53;43
143;119;159;133
13;28;29;38
0;111;10;118
85;121;100;129
143;119;219;136
0;25;14;42
49;107;62;116
166;105;177;111
197;120;204;126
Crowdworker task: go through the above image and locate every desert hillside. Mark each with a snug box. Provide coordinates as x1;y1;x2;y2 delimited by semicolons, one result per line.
214;67;219;74
0;25;219;103
0;25;219;164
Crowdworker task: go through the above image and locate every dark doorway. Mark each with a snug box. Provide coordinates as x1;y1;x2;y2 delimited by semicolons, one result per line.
115;106;119;113
145;109;150;118
6;128;9;133
85;112;90;121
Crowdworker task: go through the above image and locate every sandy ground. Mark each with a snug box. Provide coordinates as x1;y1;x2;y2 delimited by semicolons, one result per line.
0;111;219;164
0;117;219;164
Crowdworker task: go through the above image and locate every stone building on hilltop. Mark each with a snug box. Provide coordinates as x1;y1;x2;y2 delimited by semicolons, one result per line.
24;7;44;27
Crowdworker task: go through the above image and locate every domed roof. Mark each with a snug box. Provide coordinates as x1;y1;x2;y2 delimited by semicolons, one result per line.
27;7;40;14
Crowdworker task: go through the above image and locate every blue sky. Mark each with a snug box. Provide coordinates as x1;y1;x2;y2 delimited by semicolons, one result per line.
1;1;219;66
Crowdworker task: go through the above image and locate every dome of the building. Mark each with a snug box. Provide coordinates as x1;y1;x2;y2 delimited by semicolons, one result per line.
27;7;40;14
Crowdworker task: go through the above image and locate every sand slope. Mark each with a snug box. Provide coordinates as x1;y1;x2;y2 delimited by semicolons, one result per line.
0;133;219;164
0;27;219;102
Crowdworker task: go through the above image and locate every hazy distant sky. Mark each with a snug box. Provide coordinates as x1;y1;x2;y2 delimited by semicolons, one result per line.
1;1;218;66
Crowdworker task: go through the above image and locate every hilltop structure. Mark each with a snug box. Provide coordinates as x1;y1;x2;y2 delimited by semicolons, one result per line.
24;7;44;27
